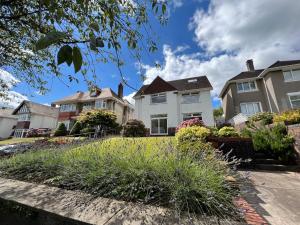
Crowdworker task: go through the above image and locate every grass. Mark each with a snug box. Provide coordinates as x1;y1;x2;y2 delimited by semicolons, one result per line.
0;137;42;145
0;137;239;219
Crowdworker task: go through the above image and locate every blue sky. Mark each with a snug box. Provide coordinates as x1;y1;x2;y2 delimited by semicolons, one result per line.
2;0;300;108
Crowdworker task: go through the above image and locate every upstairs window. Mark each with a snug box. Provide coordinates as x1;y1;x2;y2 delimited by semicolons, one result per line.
18;114;30;121
82;102;93;110
95;100;107;109
237;81;257;93
19;105;29;113
240;102;261;116
60;104;76;112
182;92;199;104
151;93;167;104
283;69;300;82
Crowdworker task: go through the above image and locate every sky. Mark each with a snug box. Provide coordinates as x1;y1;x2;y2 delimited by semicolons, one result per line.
1;0;300;108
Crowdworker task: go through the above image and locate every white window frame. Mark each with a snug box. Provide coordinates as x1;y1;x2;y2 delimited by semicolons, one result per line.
18;113;30;121
14;129;28;138
95;100;107;109
181;92;200;104
150;93;167;104
240;102;262;116
236;81;258;93
19;105;29;113
283;69;300;82
82;102;93;110
60;104;76;112
150;114;168;135
288;92;300;109
182;112;202;121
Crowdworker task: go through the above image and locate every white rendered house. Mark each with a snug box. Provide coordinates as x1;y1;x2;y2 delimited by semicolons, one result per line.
134;76;214;135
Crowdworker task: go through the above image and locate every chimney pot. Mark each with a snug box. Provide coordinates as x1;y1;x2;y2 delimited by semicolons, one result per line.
246;59;255;71
118;83;123;99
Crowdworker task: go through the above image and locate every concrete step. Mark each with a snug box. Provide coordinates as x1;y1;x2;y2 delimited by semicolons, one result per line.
253;158;281;164
252;164;300;172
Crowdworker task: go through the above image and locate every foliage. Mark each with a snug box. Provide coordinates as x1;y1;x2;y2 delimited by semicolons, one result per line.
239;128;253;138
177;140;215;156
218;126;239;137
26;128;51;138
122;119;146;137
213;107;223;118
252;128;271;152
176;126;211;143
249;112;274;125
54;123;68;137
0;0;168;97
273;109;300;125
69;121;82;135
176;118;204;132
78;109;118;128
80;127;95;136
0;137;239;219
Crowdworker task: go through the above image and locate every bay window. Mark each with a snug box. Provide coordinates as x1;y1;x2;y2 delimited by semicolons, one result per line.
151;114;168;135
240;102;261;116
95;100;107;109
283;69;300;82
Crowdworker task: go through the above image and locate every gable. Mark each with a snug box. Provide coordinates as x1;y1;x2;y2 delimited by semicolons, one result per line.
12;101;30;115
142;76;177;95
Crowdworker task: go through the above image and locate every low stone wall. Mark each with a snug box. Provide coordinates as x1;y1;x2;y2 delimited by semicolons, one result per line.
287;124;300;163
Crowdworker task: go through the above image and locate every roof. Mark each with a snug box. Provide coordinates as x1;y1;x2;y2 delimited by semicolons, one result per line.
0;109;17;119
134;76;212;98
13;101;59;118
52;88;124;105
268;60;300;68
229;69;263;81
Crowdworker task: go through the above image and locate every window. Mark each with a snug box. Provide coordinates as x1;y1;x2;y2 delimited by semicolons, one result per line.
14;129;28;138
187;79;197;83
95;100;107;109
58;120;70;130
237;81;257;93
60;104;76;112
19;105;29;113
151;114;167;135
82;102;93;110
181;92;199;104
183;112;202;121
283;69;300;82
18;114;30;121
288;92;300;109
151;93;166;104
240;102;261;116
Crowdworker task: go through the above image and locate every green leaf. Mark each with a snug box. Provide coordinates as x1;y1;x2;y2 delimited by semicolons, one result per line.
95;37;104;47
90;37;104;51
57;45;73;66
72;47;82;73
35;31;66;51
90;22;100;32
162;4;166;14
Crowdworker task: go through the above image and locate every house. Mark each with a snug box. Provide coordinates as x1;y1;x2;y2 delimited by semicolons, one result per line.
220;59;300;122
12;101;59;138
0;108;17;139
52;83;134;130
133;76;214;135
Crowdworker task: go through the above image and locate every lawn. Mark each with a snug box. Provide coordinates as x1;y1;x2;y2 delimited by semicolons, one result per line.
0;137;240;219
0;137;42;146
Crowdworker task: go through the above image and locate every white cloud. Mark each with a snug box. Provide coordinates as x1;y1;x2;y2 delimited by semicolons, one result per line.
124;92;136;105
0;69;28;108
140;0;300;99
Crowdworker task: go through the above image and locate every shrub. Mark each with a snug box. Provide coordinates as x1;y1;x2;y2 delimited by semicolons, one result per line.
122;119;146;137
218;126;239;137
176;118;204;132
249;112;274;125
177;140;215;156
54;123;68;137
80;127;95;136
26;128;51;137
78;109;118;129
273;109;300;125
69;121;82;135
176;126;211;143
252;128;271;152
240;128;252;138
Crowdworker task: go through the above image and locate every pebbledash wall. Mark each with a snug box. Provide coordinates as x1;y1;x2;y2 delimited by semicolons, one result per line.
135;90;214;130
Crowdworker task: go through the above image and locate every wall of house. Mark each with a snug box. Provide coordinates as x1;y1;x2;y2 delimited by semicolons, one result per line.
265;70;300;112
114;102;125;124
135;89;214;133
0;118;17;138
29;115;58;130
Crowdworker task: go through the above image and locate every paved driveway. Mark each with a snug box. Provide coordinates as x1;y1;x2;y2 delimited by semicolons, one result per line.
241;170;300;225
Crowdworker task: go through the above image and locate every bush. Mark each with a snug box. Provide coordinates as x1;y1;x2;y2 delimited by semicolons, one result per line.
176;118;204;132
78;109;118;129
249;112;274;125
273;109;300;125
218;126;239;137
80;127;95;136
122;119;146;137
26;128;51;137
176;126;211;143
0;137;239;219
252;128;271;152
177;140;215;156
54;123;68;137
69;121;82;135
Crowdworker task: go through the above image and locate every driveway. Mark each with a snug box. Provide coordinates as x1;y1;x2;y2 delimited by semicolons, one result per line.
240;170;300;225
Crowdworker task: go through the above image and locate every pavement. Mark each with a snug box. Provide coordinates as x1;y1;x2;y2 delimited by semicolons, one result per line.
240;170;300;225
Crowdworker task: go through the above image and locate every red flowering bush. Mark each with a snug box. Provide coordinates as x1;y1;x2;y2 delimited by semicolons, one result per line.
176;118;205;132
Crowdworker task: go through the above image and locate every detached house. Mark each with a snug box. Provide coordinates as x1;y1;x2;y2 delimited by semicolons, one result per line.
52;83;134;130
12;101;59;138
220;59;300;122
134;76;214;135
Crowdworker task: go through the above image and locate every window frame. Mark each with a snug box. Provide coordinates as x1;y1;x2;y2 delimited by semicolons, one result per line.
18;113;30;121
283;69;300;82
150;114;168;135
236;81;258;93
240;102;262;116
288;92;300;109
60;104;76;112
181;92;200;104
182;112;202;121
95;100;107;109
150;93;167;104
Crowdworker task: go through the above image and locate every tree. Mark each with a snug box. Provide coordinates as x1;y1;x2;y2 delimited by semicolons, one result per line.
0;0;168;96
54;123;68;136
78;109;118;128
213;107;224;118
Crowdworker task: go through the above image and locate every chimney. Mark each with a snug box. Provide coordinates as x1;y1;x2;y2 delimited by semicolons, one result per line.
246;59;255;71
118;83;123;99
